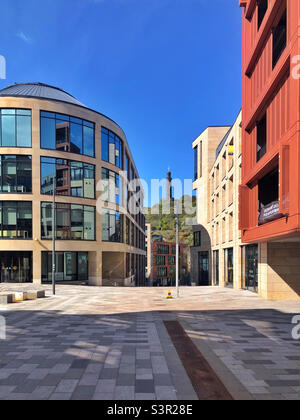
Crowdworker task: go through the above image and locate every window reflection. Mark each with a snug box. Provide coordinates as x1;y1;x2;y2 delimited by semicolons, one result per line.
41;202;95;241
101;168;122;205
0;201;32;239
0;155;32;193
40;111;95;157
41;157;95;199
101;209;123;243
101;127;123;169
0;109;32;147
41;251;88;283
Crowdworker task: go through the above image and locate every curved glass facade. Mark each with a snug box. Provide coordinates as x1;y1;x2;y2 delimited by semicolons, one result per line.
40;111;95;157
101;127;123;168
0;89;146;286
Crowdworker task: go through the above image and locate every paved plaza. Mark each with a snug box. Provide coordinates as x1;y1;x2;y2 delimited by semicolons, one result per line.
0;286;300;400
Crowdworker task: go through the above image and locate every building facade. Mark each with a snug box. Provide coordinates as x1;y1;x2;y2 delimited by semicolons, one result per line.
191;126;231;286
0;82;146;287
145;223;152;284
239;0;300;300
152;241;188;287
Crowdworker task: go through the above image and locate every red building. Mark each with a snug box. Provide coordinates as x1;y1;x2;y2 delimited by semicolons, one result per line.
152;241;189;287
239;0;300;299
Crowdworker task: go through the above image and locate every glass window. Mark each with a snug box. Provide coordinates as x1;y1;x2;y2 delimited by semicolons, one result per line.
101;127;123;168
0;201;32;239
41;202;95;241
42;251;88;283
41;112;95;157
257;113;267;161
101;168;122;205
17;115;31;147
41;157;95;199
84;206;95;241
258;0;268;30
41;117;56;150
272;9;287;69
83;126;94;157
155;256;165;266
70;122;83;154
0;155;32;194
0;109;32;147
2;115;16;146
194;231;201;247
71;205;83;240
157;244;169;254
102;209;123;243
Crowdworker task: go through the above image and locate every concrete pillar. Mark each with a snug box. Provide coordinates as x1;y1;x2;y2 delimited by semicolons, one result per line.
89;250;102;286
32;246;41;285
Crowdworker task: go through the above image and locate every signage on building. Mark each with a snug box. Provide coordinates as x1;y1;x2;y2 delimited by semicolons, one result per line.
259;201;281;225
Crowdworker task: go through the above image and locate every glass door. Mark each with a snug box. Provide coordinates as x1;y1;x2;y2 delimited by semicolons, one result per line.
0;252;32;283
199;252;209;286
245;245;258;293
225;248;234;288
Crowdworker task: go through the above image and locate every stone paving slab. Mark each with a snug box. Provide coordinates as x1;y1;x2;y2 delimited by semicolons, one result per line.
0;286;299;400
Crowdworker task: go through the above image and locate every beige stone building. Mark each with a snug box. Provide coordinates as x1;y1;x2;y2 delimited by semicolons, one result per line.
191;112;260;293
0;83;146;287
192;110;300;300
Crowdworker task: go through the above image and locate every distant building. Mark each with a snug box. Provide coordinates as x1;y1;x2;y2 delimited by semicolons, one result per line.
152;241;189;287
145;223;152;284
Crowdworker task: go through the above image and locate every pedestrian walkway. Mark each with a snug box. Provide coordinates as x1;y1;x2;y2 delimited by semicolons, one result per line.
0;286;299;400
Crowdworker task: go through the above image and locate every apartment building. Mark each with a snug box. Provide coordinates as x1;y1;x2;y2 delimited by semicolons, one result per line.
152;241;189;287
0;82;146;287
191;126;231;285
239;0;300;300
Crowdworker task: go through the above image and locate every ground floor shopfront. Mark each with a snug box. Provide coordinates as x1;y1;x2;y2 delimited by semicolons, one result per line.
191;239;300;300
0;250;146;287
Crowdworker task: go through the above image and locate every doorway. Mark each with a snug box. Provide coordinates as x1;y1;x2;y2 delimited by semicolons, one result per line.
199;252;209;286
0;252;32;283
245;245;258;293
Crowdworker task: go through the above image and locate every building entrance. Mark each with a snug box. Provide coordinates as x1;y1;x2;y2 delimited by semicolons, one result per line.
0;252;32;283
245;245;258;293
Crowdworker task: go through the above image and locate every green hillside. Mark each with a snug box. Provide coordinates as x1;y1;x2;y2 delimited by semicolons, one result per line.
145;195;196;246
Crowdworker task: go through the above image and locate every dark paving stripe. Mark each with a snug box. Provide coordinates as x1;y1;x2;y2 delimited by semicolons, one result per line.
164;321;233;401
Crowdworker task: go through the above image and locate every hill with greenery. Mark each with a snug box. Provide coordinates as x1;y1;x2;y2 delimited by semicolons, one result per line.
145;195;196;246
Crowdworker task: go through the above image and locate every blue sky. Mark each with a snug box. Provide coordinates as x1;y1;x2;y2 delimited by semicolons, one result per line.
1;0;242;193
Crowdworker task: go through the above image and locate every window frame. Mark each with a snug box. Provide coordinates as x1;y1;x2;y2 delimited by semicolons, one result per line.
0;108;32;148
40;157;96;199
41;202;96;241
0;201;32;240
40;111;95;158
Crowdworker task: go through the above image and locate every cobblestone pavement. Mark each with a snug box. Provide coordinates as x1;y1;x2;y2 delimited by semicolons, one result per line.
0;286;299;400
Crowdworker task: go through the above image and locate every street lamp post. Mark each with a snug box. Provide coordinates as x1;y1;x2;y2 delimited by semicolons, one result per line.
52;175;56;296
175;212;179;298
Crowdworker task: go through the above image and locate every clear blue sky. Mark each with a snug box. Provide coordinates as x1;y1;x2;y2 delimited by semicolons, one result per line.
1;0;242;189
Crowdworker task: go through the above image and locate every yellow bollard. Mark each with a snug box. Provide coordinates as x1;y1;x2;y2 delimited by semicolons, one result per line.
167;290;173;300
